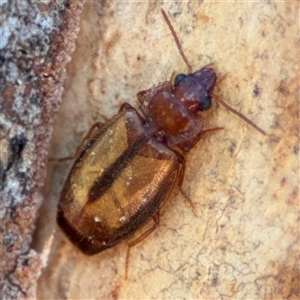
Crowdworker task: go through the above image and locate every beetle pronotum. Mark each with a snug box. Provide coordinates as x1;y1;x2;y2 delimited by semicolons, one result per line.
57;9;266;278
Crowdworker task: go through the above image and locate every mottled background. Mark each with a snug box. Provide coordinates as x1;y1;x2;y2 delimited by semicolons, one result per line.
34;1;298;299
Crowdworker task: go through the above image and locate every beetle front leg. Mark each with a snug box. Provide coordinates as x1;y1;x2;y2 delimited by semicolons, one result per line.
119;102;135;112
184;126;224;151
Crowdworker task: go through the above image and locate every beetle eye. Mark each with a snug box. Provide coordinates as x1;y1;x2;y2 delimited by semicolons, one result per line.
174;73;187;85
198;96;212;111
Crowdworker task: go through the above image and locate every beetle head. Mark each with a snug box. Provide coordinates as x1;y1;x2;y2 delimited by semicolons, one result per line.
172;67;217;113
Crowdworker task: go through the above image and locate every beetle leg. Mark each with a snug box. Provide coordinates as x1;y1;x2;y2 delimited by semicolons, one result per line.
201;127;224;136
176;154;196;210
119;102;135;112
215;72;227;84
48;122;103;162
125;212;160;279
177;187;196;211
183;126;223;150
174;127;224;210
153;146;196;210
185;126;224;151
200;61;215;71
173;150;186;187
119;102;148;126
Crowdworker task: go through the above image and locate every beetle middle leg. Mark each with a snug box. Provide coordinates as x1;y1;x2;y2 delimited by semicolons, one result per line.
173;128;225;211
172;150;197;210
125;212;160;279
176;126;223;208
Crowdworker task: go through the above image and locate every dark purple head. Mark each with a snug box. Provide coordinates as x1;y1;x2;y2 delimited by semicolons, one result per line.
172;67;217;113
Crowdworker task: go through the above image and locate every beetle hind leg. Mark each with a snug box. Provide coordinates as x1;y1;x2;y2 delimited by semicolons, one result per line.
125;213;160;279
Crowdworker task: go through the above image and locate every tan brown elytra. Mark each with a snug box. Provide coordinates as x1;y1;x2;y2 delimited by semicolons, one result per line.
57;9;266;278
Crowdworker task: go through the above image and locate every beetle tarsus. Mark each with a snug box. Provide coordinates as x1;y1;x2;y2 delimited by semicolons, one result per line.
125;213;160;279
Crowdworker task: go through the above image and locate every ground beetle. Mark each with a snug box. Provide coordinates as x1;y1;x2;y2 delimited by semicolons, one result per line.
57;9;266;278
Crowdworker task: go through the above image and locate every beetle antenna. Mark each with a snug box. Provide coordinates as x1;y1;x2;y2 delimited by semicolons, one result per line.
213;73;266;135
213;96;267;136
161;9;193;74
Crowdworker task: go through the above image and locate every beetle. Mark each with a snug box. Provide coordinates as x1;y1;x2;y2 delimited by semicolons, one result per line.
57;9;266;276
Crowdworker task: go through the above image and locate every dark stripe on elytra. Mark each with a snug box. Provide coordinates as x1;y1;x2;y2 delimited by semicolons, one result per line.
87;136;148;204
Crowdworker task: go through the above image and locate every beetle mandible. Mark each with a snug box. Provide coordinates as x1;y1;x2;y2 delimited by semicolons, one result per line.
57;9;266;277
